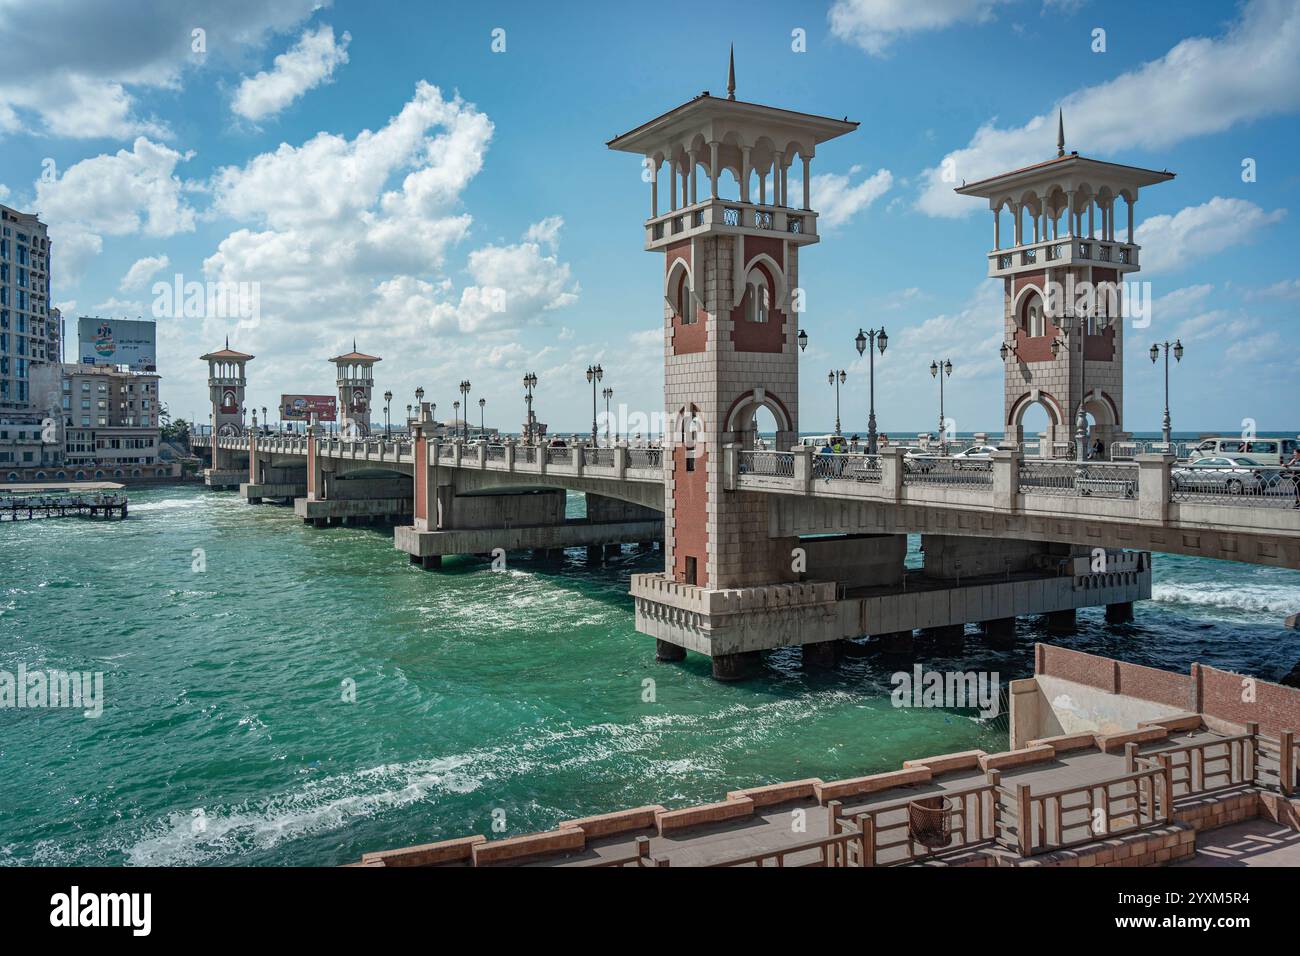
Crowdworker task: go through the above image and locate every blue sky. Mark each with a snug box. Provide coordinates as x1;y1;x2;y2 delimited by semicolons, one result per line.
1;0;1297;434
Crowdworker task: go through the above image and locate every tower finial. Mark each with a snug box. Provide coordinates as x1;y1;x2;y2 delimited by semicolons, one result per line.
727;45;736;100
225;334;229;349
352;337;357;352
1056;108;1065;158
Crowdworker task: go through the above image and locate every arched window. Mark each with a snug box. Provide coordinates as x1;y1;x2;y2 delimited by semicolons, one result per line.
675;272;695;325
1021;291;1045;337
743;268;770;323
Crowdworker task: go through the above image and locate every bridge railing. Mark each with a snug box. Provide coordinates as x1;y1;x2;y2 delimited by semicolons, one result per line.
1170;463;1297;508
812;453;881;483
1019;460;1138;499
627;447;663;471
583;448;615;468
738;450;794;478
902;457;993;488
546;446;573;466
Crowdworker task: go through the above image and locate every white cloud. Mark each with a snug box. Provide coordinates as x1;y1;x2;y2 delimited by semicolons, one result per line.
0;0;324;138
120;254;170;291
1247;277;1300;301
917;0;1300;216
232;24;351;122
829;0;1014;56
809;166;893;228
1134;197;1286;274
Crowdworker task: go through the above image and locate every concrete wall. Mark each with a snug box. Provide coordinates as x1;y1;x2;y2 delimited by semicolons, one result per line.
1010;674;1185;748
921;534;1078;579
802;534;905;590
586;492;661;523
444;489;564;529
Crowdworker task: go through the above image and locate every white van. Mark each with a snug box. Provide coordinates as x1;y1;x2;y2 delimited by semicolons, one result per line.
1189;436;1298;466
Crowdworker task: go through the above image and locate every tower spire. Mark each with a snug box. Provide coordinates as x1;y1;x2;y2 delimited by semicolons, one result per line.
726;45;736;100
225;334;229;349
1056;108;1065;158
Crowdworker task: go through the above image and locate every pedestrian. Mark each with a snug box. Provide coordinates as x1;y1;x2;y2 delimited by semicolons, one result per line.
1286;447;1300;509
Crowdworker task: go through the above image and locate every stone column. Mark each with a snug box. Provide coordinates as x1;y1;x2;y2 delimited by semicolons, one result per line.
709;141;719;199
1137;453;1174;522
802;155;811;210
740;146;752;203
991;448;1019;512
879;446;906;500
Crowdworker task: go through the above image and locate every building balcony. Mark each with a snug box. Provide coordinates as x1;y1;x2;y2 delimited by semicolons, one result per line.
987;237;1140;278
644;197;819;251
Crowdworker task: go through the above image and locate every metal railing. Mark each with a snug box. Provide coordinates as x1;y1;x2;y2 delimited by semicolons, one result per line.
517;445;538;465
903;457;993;487
1019;460;1138;499
546;446;572;466
486;445;507;462
627;447;662;470
813;453;881;483
738;450;794;478
1170;465;1298;507
583;448;615;467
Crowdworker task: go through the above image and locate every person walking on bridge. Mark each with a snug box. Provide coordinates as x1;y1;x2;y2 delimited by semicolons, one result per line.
1285;446;1300;509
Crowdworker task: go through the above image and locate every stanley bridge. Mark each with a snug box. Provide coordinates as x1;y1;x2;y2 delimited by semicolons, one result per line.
192;68;1300;680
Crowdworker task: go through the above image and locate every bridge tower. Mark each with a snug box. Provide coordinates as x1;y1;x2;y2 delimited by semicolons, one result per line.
956;113;1173;454
199;338;254;480
330;342;380;437
609;52;857;677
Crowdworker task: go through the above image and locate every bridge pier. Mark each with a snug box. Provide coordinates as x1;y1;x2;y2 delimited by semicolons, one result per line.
1046;608;1077;634
655;639;685;663
711;650;761;682
1106;601;1135;624
981;617;1017;648
923;624;966;652
803;640;843;669
873;631;916;655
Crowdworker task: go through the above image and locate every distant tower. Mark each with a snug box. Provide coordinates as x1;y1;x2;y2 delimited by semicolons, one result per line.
329;342;380;437
956;113;1173;453
608;55;855;595
201;338;253;438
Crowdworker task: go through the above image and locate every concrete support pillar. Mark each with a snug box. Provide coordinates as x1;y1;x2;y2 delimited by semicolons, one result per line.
655;639;686;663
982;617;1016;648
802;155;811;210
1137;453;1174;522
712;650;761;682
874;631;915;655
803;640;842;669
924;624;965;651
419;554;442;570
1046;608;1076;634
879;447;906;499
603;543;621;558
708;141;719;198
991;448;1019;511
1106;601;1134;624
586;545;602;563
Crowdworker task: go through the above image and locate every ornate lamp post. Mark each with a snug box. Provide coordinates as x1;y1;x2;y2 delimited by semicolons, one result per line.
929;358;953;452
453;400;460;436
586;364;603;445
797;328;808;352
459;380;472;440
522;372;538;443
261;406;267;435
414;386;424;428
855;326;887;454
602;387;614;444
478;397;486;438
383;390;392;437
1150;340;1184;447
827;369;847;436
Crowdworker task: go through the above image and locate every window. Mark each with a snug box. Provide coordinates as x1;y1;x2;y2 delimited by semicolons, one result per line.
743;269;770;323
674;273;696;325
684;556;698;586
1021;291;1046;337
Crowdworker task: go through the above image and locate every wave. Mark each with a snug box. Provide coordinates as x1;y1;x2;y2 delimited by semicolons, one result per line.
1152;581;1300;616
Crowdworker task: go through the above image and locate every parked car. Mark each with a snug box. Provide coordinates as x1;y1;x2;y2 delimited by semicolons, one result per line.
1170;456;1281;495
949;445;1000;470
1189;437;1298;466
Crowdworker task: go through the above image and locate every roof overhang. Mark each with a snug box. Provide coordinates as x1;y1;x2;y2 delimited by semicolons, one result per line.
955;154;1175;199
607;94;857;154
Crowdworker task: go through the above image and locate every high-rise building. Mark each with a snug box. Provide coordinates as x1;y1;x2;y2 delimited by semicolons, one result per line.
0;203;54;415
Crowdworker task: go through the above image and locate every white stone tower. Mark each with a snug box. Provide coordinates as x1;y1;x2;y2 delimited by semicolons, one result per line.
611;51;856;677
956;113;1174;455
330;342;380;437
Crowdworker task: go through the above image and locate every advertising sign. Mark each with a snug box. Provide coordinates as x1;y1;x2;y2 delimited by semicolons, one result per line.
280;394;337;422
77;317;157;370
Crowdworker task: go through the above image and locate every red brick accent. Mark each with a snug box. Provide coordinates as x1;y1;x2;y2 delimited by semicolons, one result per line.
306;431;317;497
665;240;705;355
1094;726;1168;754
413;433;428;522
670;443;707;586
979;745;1056;771
1084;326;1116;361
730;239;786;353
1027;732;1097;753
903;750;986;774
1199;664;1300;739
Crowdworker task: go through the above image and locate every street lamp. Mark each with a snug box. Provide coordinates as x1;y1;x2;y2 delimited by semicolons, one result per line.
478;397;486;439
523;372;538;443
586;364;603;445
453;400;460;435
459;380;472;440
414;386;424;427
827;369;847;436
602;387;614;444
261;406;267;435
929;358;953;452
1150;339;1184;447
855;326;887;454
383;390;392;437
797;328;808;352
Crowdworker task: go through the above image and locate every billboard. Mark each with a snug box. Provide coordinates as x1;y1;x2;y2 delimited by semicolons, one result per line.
280;394;337;422
78;317;156;370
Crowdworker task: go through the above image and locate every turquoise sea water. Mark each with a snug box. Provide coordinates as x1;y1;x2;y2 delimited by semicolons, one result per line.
1;484;1297;866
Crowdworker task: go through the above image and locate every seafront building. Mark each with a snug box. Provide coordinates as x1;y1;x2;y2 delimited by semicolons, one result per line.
0;203;55;415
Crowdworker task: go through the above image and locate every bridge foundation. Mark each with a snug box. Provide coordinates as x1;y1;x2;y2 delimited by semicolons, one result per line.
802;640;844;669
1106;601;1135;624
711;650;762;682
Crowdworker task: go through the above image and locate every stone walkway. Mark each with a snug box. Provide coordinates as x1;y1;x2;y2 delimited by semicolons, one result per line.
1174;818;1300;867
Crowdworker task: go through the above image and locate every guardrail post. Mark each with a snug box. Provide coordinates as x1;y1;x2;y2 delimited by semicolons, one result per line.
476;443;487;468
504;444;515;473
1136;453;1174;522
573;447;584;477
1016;783;1032;856
879;447;906;501
1245;722;1259;784
1158;754;1174;822
452;441;463;468
826;799;842;836
615;445;627;480
1124;741;1139;773
1281;731;1295;796
792;446;812;492
992;448;1018;511
859;814;874;868
722;442;737;491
